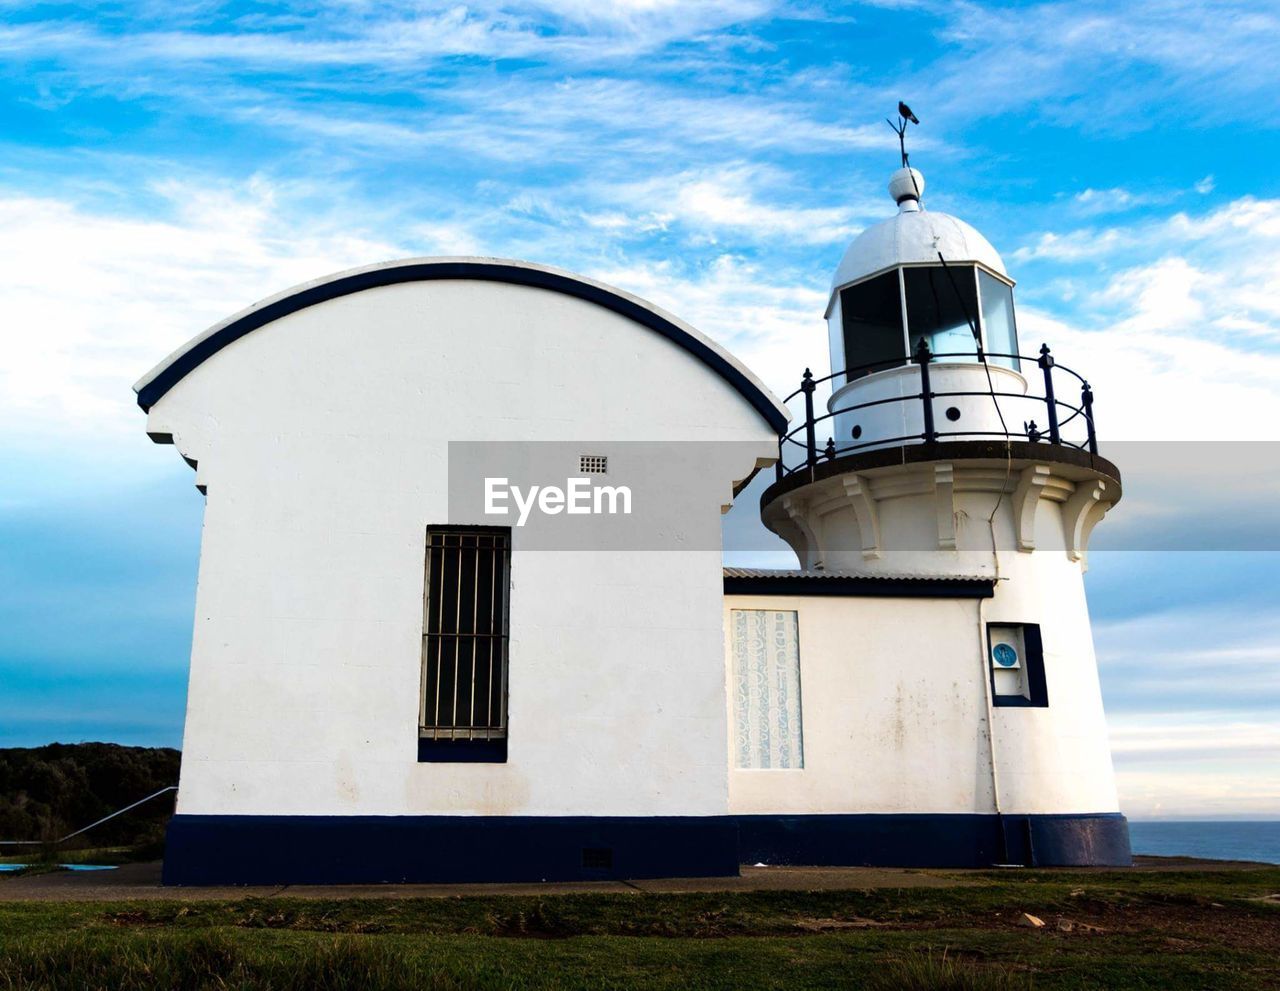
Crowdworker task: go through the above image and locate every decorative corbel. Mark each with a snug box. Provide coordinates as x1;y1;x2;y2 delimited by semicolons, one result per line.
841;474;882;561
934;463;956;550
147;422;208;494
782;494;825;571
1063;479;1109;564
725;455;778;513
1012;464;1052;551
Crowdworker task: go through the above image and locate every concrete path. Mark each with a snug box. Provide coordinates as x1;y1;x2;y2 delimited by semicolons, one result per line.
0;862;978;902
0;856;1262;903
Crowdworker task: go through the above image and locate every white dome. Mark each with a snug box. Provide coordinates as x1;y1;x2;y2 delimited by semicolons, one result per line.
831;170;1008;296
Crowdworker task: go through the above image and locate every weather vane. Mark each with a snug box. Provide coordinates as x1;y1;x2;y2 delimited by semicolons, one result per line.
886;101;920;169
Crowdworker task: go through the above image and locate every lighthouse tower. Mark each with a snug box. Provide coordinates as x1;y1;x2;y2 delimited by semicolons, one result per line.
745;163;1131;867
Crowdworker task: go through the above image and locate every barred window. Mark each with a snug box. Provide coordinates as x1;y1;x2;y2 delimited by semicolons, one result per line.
420;527;510;748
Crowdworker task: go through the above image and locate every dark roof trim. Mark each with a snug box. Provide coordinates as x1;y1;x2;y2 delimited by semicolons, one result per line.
724;573;995;599
134;259;788;433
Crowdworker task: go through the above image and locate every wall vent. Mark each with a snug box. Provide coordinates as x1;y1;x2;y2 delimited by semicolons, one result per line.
579;454;608;474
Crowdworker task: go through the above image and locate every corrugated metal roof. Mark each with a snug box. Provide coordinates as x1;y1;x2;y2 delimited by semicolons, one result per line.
723;568;995;599
723;567;989;582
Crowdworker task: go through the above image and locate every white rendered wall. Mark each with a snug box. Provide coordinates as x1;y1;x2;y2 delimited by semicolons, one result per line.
725;587;1121;817
145;276;777;818
828;364;1030;451
750;454;1122;818
726;594;995;815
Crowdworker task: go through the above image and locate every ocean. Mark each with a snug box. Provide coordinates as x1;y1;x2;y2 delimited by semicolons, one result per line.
1128;821;1280;865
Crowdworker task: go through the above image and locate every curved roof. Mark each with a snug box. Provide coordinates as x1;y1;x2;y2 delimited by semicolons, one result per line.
831;209;1007;296
134;257;789;433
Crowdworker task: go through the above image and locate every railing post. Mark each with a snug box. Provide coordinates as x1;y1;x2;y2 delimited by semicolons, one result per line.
1082;381;1097;456
914;338;936;443
801;368;818;469
824;437;836;461
1038;343;1060;445
775;436;784;482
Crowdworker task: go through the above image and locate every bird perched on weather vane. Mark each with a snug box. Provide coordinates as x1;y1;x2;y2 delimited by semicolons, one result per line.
887;101;920;169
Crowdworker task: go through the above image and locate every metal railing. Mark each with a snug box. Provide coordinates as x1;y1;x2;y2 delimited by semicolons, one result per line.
0;785;177;848
775;341;1098;481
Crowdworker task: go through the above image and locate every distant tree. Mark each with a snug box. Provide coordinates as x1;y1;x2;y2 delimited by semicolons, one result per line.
0;743;179;850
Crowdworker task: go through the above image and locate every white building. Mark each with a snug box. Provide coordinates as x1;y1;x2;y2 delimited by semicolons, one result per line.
139;167;1130;885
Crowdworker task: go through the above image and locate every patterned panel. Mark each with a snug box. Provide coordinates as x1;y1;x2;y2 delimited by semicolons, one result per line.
730;610;804;769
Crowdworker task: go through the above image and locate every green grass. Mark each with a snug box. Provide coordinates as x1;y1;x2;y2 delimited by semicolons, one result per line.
1;868;1277;989
0;932;1048;991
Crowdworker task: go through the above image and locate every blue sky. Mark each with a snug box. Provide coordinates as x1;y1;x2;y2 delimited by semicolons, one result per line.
1;0;1277;818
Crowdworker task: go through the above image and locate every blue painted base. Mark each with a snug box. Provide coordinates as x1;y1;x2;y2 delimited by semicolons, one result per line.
162;811;1131;885
162;815;740;886
736;812;1132;868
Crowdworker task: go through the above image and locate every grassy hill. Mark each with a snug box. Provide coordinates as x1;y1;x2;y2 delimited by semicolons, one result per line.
0;742;179;851
2;867;1279;989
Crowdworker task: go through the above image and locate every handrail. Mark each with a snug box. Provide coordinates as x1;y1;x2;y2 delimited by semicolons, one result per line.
0;785;177;847
774;342;1098;481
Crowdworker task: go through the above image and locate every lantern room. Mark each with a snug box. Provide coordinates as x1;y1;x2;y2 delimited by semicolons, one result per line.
814;166;1051;454
827;167;1020;380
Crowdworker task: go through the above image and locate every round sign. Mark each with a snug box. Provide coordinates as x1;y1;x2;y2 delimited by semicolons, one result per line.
992;642;1019;668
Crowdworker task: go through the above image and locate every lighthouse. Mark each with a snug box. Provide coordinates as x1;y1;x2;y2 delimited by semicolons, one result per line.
140;126;1130;883
734;159;1131;867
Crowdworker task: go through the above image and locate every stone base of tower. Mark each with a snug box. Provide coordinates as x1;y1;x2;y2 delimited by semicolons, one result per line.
162;812;1128;884
736;812;1132;868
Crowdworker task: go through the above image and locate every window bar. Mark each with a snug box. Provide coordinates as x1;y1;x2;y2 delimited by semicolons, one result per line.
972;266;985;361
897;266;909;360
468;536;480;739
487;536;497;731
432;533;445;737
498;539;508;733
421;529;510;741
452;535;463;730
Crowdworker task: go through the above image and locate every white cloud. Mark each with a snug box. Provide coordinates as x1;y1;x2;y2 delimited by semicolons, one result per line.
1112;714;1280;819
0;2;909;179
0;172;832;449
1112;718;1280;760
1013;227;1129;262
1025;308;1280;442
674;175;855;243
1070;186;1181;217
1097;606;1280;685
596;165;874;246
224;76;895;168
0;180;402;439
1009;193;1280;441
1117;763;1280;821
1074;187;1138;208
592;253;828;398
1067;178;1219;218
1098;603;1280;817
928;0;1280;129
0;1;777;69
